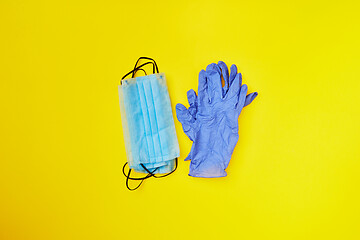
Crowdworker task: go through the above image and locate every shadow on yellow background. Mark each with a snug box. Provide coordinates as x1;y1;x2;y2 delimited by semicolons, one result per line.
1;0;359;239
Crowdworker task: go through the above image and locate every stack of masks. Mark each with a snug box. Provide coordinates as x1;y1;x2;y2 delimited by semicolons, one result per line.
118;57;180;190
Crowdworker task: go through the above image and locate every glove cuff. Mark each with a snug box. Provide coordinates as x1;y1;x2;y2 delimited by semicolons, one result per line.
188;158;227;178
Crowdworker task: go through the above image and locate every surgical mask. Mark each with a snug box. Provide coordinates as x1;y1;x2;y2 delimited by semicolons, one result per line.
118;57;180;190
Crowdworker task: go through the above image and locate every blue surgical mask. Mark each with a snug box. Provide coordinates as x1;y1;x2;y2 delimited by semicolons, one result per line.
118;57;180;190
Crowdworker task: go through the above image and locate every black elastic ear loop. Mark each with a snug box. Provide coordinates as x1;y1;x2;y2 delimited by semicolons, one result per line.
140;158;178;178
125;169;143;191
133;68;147;77
133;57;159;75
126;68;147;82
120;67;146;86
122;162;157;180
122;162;159;191
133;57;159;73
121;62;157;81
122;158;177;190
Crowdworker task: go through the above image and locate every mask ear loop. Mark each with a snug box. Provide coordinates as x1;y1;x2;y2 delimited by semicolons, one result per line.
133;68;147;77
133;57;159;75
122;158;177;190
120;57;160;83
119;67;146;85
121;62;157;81
122;162;159;191
140;158;178;178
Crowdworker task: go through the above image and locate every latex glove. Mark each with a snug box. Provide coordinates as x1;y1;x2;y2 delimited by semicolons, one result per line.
176;61;257;163
176;63;257;177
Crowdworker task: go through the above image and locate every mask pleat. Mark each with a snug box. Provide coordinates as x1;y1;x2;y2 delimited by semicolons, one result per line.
154;75;178;159
147;76;164;162
122;81;149;166
137;79;156;163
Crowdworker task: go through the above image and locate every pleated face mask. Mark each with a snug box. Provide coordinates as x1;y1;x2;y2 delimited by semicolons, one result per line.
118;57;180;190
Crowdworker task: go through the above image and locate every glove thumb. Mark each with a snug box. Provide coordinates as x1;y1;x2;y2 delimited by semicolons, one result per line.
176;103;196;141
244;92;258;107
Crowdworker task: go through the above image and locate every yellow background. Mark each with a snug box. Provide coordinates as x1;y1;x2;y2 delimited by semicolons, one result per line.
1;0;359;239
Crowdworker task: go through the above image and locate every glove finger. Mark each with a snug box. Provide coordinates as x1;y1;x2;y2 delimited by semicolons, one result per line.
227;72;242;99
187;89;197;106
218;61;229;81
244;92;258;107
206;63;222;101
175;103;194;124
187;89;198;118
229;64;238;86
218;61;229;93
198;70;208;106
236;84;248;113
